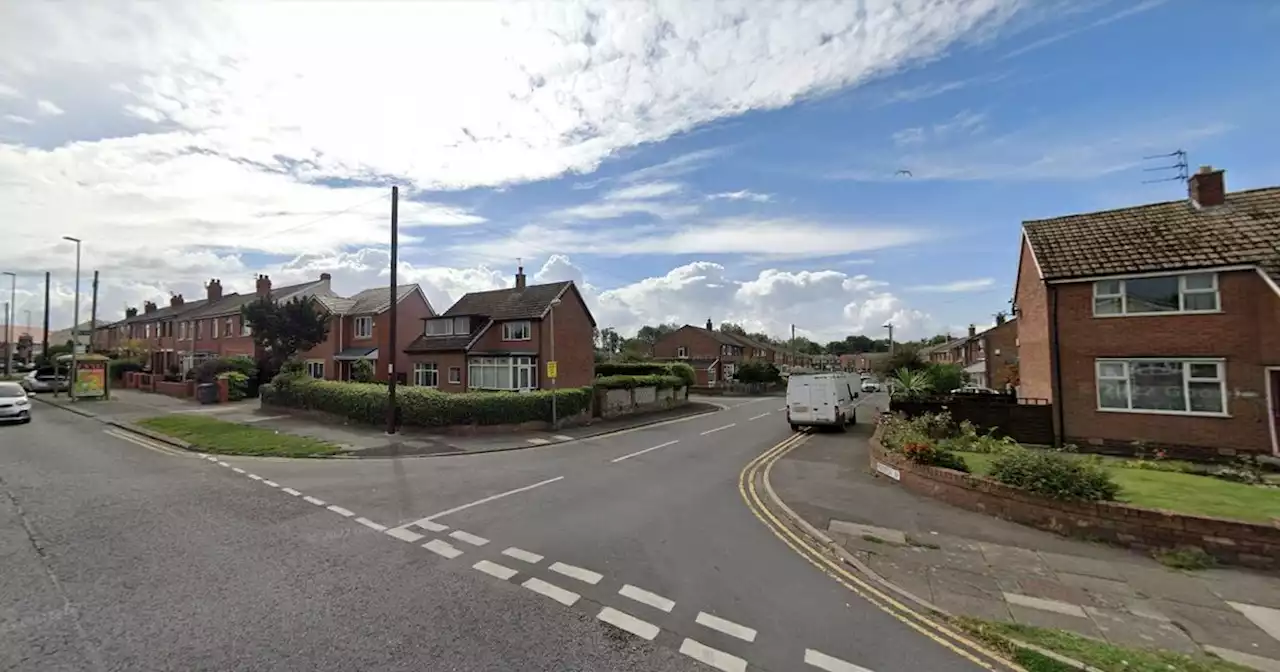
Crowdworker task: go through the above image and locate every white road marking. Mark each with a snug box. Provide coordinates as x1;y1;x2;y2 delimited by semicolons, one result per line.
549;562;602;585
356;517;387;532
1229;602;1280;640
527;438;551;445
232;467;246;474
695;612;757;642
597;607;660;640
411;520;449;533
423;539;464;559
552;435;574;442
805;649;875;672
302;496;326;506
217;461;231;467
385;527;425;543
247;474;263;481
522;578;580;606
502;547;544;564
281;487;301;496
472;560;519;580
262;480;279;487
679;639;747;672
205;456;219;462
619;584;675;613
326;505;355;517
239;414;290;423
749;412;771;420
449;530;490;546
104;429;186;456
700;423;736;435
778;407;786;412
414;476;564;523
611;440;679;463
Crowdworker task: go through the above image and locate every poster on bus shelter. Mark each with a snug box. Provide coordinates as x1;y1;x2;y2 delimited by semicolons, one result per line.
75;360;106;398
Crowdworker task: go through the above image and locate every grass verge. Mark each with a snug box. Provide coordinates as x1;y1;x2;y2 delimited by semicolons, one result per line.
954;451;1280;523
955;617;1254;672
136;415;343;458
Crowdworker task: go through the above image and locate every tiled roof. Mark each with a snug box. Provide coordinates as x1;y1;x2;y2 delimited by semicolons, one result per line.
443;282;571;321
123;299;210;324
314;294;357;314
183;280;328;319
347;284;419;315
404;326;487;353
1023;187;1280;283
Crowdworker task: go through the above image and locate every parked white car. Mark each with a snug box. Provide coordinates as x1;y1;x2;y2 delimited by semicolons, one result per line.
0;382;33;424
951;384;999;395
860;380;881;393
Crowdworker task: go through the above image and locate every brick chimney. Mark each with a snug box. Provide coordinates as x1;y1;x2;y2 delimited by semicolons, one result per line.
206;278;223;302
319;272;332;287
968;324;976;338
143;301;157;314
126;307;138;318
995;313;1006;326
256;274;272;297
169;294;184;308
706;318;714;331
1189;165;1225;209
514;265;526;290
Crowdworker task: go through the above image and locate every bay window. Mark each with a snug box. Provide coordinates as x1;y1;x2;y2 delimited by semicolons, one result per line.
1093;273;1220;316
468;356;537;390
1096;359;1226;415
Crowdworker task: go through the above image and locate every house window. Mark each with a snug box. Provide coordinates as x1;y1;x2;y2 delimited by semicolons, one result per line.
502;321;532;341
724;363;736;380
413;362;438;387
677;346;688;357
305;360;325;379
241;318;252;337
195;321;203;340
1093;273;1220;316
424;319;454;336
144;324;152;339
211;318;219;339
707;364;717;384
468;356;537;390
448;366;461;384
1096;359;1226;416
225;318;234;338
355;316;374;339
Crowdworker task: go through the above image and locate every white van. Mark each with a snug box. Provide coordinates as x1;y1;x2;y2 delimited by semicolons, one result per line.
786;373;860;432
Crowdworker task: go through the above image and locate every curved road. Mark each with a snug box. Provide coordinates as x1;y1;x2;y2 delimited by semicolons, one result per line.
1;396;1003;671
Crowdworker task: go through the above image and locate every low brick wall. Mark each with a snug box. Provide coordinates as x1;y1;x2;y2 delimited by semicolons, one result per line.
595;386;688;418
868;428;1280;570
154;380;193;399
258;401;594;435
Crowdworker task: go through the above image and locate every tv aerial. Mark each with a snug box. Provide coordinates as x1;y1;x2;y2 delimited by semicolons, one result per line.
1141;149;1188;184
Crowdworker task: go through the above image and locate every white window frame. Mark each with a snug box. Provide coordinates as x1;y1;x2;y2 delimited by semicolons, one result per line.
305;360;325;379
448;366;461;384
241;318;252;337
211;318;219;339
424;319;454;336
413;362;438;388
194;320;203;340
468;356;537;391
1092;272;1221;317
676;346;688;357
224;318;234;338
1095;358;1228;417
501;321;532;341
354;316;374;339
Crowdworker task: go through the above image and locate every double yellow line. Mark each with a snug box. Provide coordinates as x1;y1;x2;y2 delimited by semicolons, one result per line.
738;431;1022;672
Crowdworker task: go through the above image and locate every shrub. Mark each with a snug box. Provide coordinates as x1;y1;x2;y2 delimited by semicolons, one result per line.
889;368;933;400
108;359;144;381
218;371;250;401
262;377;594;427
734;360;781;384
350;359;375;383
901;441;970;473
989;448;1120;501
924;362;966;394
595;362;695;388
189;356;259;396
594;374;684;390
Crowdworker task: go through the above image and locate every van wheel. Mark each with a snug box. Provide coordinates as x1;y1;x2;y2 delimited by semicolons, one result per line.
836;418;848;433
790;423;800;432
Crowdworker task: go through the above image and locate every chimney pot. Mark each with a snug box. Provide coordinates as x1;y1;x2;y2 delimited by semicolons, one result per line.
126;307;138;318
170;294;184;308
256;274;272;297
206;278;223;302
706;318;714;331
1188;165;1226;208
514;265;526;290
320;272;331;281
968;324;976;338
143;301;157;314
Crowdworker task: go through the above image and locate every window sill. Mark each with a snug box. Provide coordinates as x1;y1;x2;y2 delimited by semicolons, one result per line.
353;335;374;341
1091;309;1223;319
1095;407;1231;419
501;338;532;342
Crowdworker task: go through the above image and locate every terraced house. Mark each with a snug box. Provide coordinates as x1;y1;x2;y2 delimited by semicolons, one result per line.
651;320;810;386
1015;166;1280;457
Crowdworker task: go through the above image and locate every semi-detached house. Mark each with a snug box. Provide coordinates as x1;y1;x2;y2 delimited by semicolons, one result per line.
1015;165;1280;457
651;320;811;386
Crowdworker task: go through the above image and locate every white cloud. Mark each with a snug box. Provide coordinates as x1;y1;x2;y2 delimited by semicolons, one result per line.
3;114;34;125
552;180;694;220
907;278;995;292
35;99;64;116
706;190;772;203
1001;0;1169;59
0;82;21;99
892;127;925;146
891;109;984;146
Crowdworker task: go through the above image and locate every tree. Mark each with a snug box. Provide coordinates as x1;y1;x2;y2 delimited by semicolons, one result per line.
925;362;965;393
734;360;781;384
241;296;330;375
719;322;748;336
350;359;375;383
618;338;651;361
636;323;679;344
16;333;33;363
875;346;925;376
596;327;623;355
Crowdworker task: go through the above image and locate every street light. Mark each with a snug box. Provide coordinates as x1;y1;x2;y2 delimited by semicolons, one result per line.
549;297;561;428
1;272;12;377
63;236;82;401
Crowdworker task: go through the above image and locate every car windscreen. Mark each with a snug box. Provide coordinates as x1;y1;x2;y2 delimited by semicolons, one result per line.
0;385;25;398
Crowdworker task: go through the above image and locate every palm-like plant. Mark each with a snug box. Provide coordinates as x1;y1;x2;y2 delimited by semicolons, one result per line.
890;367;933;400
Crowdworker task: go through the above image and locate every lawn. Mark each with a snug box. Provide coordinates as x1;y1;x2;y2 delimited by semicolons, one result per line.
137;415;343;458
954;451;1280;523
956;617;1254;672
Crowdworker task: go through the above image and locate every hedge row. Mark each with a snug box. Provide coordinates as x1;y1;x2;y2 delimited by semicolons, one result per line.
594;374;685;390
262;377;593;427
595;362;696;388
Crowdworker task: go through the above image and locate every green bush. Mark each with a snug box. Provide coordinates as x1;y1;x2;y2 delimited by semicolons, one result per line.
108;359;144;381
594;374;684;390
989;448;1120;501
262;377;593;427
218;371;250;401
595;362;695;388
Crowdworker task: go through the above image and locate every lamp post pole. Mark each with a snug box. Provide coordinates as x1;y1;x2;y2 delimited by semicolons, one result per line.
549;297;561;428
64;237;82;400
2;272;13;377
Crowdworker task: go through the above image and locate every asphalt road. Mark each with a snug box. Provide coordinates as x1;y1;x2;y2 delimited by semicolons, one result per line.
1;394;992;672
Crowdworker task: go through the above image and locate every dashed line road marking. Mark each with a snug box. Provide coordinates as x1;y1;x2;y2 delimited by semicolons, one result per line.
549;562;602;585
356;517;387;532
411;520;449;533
700;423;736;436
449;530;490;547
502;547;544;564
281;487;301;496
326;505;355;517
597;607;660;641
302;496;326;506
805;648;875;672
262;480;279;487
414;476;564;523
217;461;231;468
522;577;580;606
247;474;263;481
385;527;425;543
527;438;551;445
423;539;464;559
552;434;574;442
232;467;246;474
473;560;519;580
695;612;757;642
618;584;675;613
749;412;771;420
679;638;747;672
777;407;787;412
611;440;679;463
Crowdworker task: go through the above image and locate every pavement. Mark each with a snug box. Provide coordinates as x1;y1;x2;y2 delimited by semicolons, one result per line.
6;392;1008;672
769;411;1280;672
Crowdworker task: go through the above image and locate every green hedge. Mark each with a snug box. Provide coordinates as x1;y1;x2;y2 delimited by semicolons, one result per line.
595;362;695;388
108;359;145;381
261;378;593;427
594;374;685;390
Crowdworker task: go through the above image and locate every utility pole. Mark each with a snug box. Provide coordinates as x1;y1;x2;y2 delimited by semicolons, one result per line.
385;186;399;435
549;298;561;428
90;271;99;354
885;322;895;357
3;272;13;377
64;236;82;401
41;272;50;362
2;302;8;376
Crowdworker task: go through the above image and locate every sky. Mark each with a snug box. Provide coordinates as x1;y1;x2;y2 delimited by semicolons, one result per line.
1;0;1278;345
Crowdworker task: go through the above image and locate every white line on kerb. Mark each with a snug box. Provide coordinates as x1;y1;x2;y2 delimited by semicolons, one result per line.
804;648;875;672
414;476;564;523
302;496;326;506
527;438;551;445
549;562;602;585
700;423;736;436
522;578;580;606
472;560;518;580
679;639;746;672
326;505;355;517
423;539;463;559
281;487;301;496
695;612;757;642
618;584;675;612
502;547;544;564
597;607;660;640
449;530;490;547
552;435;574;442
385;527;425;543
356;517;387;532
749;412;771;420
611;440;679;463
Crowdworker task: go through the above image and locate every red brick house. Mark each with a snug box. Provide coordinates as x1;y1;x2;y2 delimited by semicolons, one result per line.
119;295;210;373
309;284;435;382
179;274;333;372
652;321;747;386
982;316;1019;391
403;267;595;392
1015;166;1280;457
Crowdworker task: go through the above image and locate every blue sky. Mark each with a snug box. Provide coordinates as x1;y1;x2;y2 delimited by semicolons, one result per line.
1;1;1278;342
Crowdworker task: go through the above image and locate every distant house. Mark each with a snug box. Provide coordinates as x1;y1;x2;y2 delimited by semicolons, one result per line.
651;320;811;385
1015;165;1280;457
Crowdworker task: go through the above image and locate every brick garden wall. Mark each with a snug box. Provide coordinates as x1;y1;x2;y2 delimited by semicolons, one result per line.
595;386;688;418
868;428;1280;570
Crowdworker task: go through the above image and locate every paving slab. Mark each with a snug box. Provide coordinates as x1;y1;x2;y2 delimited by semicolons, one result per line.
930;567;1003;600
1084;606;1201;654
827;520;907;545
1008;603;1103;639
1038;551;1129;581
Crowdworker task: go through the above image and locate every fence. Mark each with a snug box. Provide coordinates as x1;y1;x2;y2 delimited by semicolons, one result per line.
890;394;1054;445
